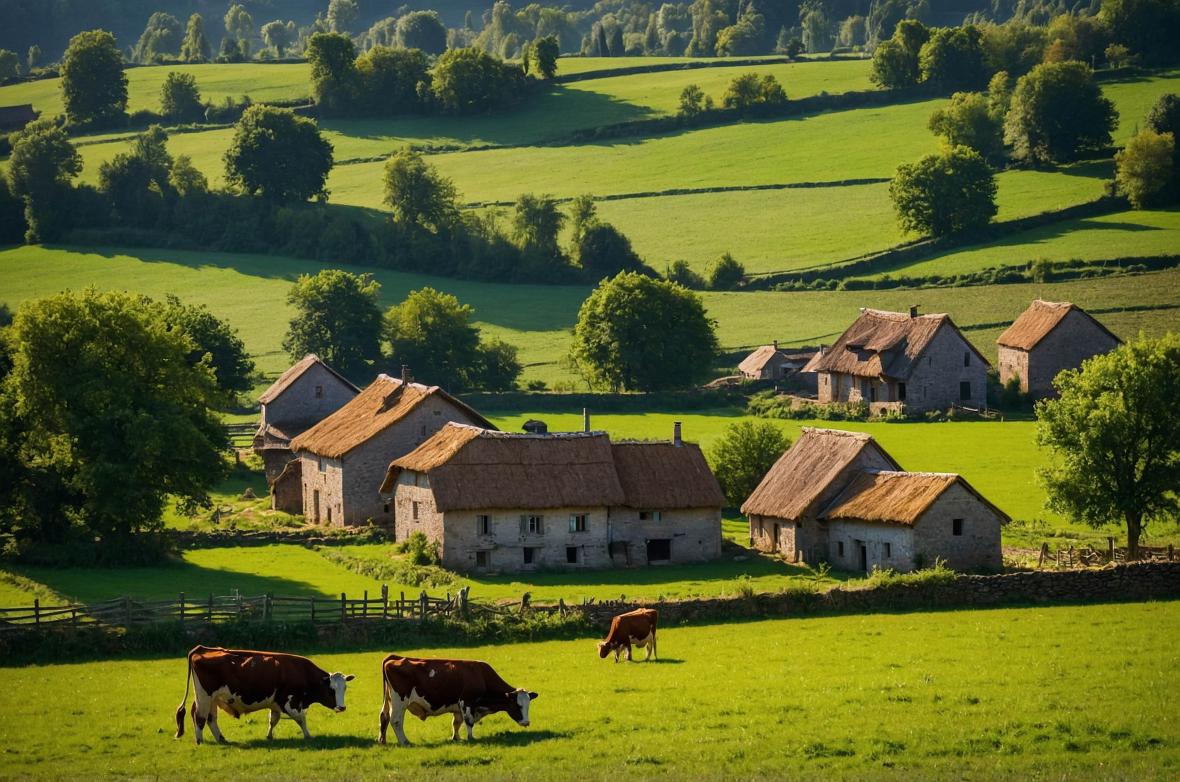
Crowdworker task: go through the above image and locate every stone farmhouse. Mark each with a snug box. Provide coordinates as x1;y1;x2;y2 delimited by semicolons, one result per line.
379;422;724;572
254;354;358;486
996;299;1121;399
278;373;493;527
738;342;814;381
742;428;1006;572
803;307;988;413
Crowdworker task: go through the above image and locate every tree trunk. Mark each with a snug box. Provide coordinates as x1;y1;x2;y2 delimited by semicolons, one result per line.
1125;513;1142;560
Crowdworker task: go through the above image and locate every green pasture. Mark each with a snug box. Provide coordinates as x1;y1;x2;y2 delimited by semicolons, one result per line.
0;63;311;118
2;602;1178;779
2;245;1178;387
857;207;1180;280
553;54;804;75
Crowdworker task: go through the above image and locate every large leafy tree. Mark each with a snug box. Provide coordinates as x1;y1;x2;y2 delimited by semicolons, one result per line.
306;32;360;116
570;272;719;392
919;25;988;92
160;71;204;122
397;11;448;55
432;47;525;114
223;3;255;59
161;295;255;399
383;149;459;233
890;146;997;236
224;106;333;202
1100;0;1180;66
1115;128;1175;208
7;119;82;243
928;91;1005;161
327;0;360;33
61;29;128;128
1037;334;1180;558
709;421;791;506
97;125;174;226
283;269;383;380
131;12;182;63
531;35;560;79
1004;61;1117;164
356;46;429;115
1145;93;1180;200
261;20;295;58
4;290;228;542
870;19;928;89
180;13;212;62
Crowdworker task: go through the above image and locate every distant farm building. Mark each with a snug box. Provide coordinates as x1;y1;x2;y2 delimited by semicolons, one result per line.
380;422;724;572
742;428;1006;572
0;104;38;132
284;373;493;527
804;307;988;413
996;300;1121;399
255;354;358;490
738;342;815;381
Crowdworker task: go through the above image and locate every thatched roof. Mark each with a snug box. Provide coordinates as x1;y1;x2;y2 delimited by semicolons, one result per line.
739;345;782;374
382;424;725;511
820;470;1010;525
253;421;306;450
611;441;725;509
290;375;493;459
997;300;1121;351
803;309;987;380
740;428;901;519
383;424;625;510
259;354;358;404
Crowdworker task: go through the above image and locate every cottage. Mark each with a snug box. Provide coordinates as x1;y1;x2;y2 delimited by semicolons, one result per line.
742;428;1006;572
996;299;1121;399
286;373;493;527
803;307;988;413
737;342;814;381
255;354;359;491
379;422;724;572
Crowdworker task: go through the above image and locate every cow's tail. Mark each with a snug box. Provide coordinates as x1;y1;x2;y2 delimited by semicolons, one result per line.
175;650;195;738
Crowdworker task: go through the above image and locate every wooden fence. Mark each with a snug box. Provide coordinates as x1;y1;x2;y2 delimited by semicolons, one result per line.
0;585;468;633
1037;540;1176;569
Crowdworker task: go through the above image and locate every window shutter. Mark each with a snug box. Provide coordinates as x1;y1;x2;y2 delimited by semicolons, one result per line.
538;516;544;535
520;515;526;535
654;511;662;522
569;515;576;533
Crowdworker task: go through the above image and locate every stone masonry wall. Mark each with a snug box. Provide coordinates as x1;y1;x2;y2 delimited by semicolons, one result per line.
1025;309;1121;398
911;482;1004;571
997;345;1030;394
904;323;988;411
262;363;355;428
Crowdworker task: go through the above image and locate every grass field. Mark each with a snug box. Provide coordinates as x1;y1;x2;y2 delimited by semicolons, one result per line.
2;602;1178;779
2;244;1178;385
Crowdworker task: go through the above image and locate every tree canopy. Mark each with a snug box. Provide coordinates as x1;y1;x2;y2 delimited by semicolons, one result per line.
1004;61;1117;164
7;119;82;242
283;269;383;380
61;29;128;128
223;106;333;203
709;421;790;505
890;146;997;236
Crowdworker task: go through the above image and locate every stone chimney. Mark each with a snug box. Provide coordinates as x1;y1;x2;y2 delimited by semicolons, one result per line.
400;364;411;384
673;421;682;447
909;305;919;319
772;339;779;350
583;408;590;433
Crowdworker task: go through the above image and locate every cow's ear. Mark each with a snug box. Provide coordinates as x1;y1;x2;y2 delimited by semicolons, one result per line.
528;692;539;701
344;674;355;682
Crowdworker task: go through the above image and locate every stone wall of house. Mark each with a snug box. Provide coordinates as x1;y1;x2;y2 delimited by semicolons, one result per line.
445;505;614;572
271;465;303;515
262;363;355;428
825;519;917;571
299;454;344;525
911;482;1004;571
610;507;721;565
997;345;1030;394
904;323;988;411
392;472;447;549
1025;309;1120;398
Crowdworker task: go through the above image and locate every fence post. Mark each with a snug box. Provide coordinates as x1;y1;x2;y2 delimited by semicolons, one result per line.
179;593;185;626
208;593;213;623
363;590;368;619
1037;543;1048;569
419;590;427;621
238;593;244;621
311;597;316;623
382;584;389;620
341;593;346;623
34;597;40;626
265;593;272;622
1108;537;1116;562
400;591;405;619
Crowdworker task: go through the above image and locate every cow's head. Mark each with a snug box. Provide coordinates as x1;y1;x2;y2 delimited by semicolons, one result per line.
323;672;355;712
597;640;612;659
504;688;538;727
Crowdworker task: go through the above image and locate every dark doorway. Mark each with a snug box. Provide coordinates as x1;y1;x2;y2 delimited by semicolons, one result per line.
858;543;868;572
772;523;780;553
646;539;671;563
313;490;321;523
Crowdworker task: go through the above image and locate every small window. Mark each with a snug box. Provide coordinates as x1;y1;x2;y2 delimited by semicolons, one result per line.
639;511;662;521
898;382;907;401
412;501;419;521
952;518;964;536
327;507;333;523
566;546;578;564
383;502;390;514
569;513;587;533
520;515;544;535
884;542;892;559
963;351;971;367
523;547;536;565
475;550;489;568
477;514;491;535
318;457;325;473
837;541;845;557
315;385;324;399
960;381;972;400
869;385;877;402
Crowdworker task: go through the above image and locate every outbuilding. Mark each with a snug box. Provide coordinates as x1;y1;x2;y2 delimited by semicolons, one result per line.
996;299;1121;398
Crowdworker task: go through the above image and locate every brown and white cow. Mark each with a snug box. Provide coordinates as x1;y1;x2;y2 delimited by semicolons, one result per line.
377;653;538;746
174;645;354;745
598;608;658;662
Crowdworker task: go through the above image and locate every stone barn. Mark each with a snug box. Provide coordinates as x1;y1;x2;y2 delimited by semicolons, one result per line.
379;422;724;572
803;307;988;413
742;428;1006;572
287;373;493;528
996;299;1121;398
738;342;814;381
255;354;358;491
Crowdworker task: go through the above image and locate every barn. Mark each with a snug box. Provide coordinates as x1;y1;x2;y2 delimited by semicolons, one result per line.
379;422;724;571
996;299;1121;398
742;428;1006;572
737;341;814;381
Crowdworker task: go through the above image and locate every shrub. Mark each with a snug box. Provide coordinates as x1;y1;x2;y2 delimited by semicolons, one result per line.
396;531;442;566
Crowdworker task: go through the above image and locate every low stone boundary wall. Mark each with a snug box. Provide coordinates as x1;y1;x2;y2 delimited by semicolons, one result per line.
166;527;391;549
568;563;1180;625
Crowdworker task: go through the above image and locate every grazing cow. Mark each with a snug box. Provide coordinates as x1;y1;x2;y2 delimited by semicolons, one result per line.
598;608;658;662
378;654;538;746
174;645;354;745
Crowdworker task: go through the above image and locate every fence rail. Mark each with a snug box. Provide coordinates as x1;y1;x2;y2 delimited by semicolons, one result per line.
0;585;468;632
1037;540;1175;569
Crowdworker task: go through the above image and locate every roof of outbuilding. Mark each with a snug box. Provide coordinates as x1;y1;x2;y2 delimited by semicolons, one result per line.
819;470;1011;526
611;441;726;509
996;300;1121;351
740;428;901;519
739;345;782;373
290;375;493;458
258;354;359;404
803;309;987;380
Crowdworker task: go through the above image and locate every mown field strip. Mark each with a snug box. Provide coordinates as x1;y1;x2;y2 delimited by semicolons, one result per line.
1;603;1177;779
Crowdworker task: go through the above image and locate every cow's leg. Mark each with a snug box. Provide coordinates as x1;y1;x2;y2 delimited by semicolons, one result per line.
451;712;463;742
285;705;312;740
207;707;227;745
378;685;391;745
191;702;206;746
651;632;658;661
390;698;410;747
625;642;634;662
267;708;281;740
613;646;620;663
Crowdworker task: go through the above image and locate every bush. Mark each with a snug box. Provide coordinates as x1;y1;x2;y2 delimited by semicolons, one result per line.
707;252;745;290
395;531;442;566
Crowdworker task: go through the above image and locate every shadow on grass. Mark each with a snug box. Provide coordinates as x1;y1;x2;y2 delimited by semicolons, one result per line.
473;728;571;747
233;734;377;750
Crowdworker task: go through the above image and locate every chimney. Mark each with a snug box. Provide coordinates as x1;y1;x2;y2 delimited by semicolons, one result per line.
400;364;411;385
673;421;682;447
772;339;779;350
583;408;590;433
909;305;919;319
